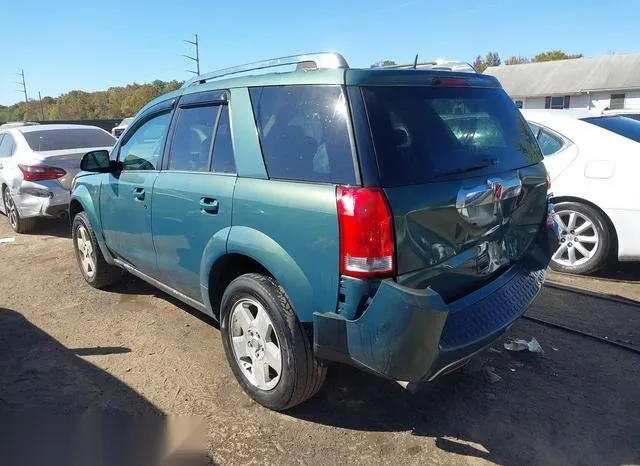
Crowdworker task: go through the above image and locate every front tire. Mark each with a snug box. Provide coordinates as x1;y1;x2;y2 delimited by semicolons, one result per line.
2;186;37;234
220;273;326;411
550;201;612;274
72;212;123;288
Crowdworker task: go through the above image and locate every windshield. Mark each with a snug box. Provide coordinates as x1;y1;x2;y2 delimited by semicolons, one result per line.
362;86;543;186
581;116;640;143
22;128;116;151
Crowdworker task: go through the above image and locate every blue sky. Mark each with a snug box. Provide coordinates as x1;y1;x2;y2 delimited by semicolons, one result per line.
2;0;639;106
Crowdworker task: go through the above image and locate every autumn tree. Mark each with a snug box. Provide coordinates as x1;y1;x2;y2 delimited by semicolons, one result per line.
532;50;583;62
473;55;486;73
485;52;501;67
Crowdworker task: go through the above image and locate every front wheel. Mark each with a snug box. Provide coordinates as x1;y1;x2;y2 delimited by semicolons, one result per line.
220;273;326;411
550;201;612;274
72;212;123;288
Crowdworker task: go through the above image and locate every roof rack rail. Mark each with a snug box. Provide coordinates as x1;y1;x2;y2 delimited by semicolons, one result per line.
181;52;349;89
380;59;477;73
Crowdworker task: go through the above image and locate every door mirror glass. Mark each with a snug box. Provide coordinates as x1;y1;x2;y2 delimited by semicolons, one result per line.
80;150;115;172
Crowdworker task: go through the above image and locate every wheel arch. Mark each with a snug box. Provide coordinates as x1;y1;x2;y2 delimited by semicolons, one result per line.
202;226;315;322
550;195;619;259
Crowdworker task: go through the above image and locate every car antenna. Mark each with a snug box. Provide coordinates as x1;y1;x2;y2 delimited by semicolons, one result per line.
413;54;418;69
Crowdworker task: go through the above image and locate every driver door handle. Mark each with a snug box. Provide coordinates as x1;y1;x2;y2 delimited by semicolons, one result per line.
133;187;145;201
199;197;219;214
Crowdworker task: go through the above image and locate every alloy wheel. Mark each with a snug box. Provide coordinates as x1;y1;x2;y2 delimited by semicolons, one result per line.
229;298;282;390
3;187;17;230
76;225;96;278
552;210;599;267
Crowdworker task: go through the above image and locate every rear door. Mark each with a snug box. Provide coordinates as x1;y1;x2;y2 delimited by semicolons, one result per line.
100;104;173;276
360;83;548;302
152;91;237;300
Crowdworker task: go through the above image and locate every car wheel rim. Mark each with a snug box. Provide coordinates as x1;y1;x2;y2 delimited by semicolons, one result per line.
3;188;17;230
76;225;96;278
552;210;599;267
229;298;282;391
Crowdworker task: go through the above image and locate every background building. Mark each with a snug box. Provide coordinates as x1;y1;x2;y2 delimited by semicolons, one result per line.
484;53;640;110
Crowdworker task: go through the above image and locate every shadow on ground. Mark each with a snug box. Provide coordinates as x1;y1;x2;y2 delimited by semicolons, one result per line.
589;262;640;282
0;308;214;465
286;288;640;465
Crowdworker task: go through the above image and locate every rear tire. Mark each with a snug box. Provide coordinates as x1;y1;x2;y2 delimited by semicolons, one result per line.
2;186;37;234
549;201;612;274
220;273;326;411
72;212;123;288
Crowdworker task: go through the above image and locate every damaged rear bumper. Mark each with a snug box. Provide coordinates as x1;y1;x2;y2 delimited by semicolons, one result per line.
313;229;557;385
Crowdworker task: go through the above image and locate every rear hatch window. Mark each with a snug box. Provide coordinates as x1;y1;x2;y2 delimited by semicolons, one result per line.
22;128;116;151
361;86;542;186
581;116;640;143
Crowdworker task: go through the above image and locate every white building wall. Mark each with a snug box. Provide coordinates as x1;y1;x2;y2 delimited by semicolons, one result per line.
569;94;590;109
590;90;640;109
523;97;546;109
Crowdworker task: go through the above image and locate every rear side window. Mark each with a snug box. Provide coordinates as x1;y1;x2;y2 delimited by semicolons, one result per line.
169;105;218;172
582;116;640;143
362;86;543;186
250;85;356;184
22;128;115;151
0;133;15;157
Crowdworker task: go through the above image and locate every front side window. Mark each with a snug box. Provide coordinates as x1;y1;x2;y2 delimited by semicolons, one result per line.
250;85;356;184
0;133;15;157
119;112;171;171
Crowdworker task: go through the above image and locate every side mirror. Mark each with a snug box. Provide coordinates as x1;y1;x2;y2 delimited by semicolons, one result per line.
80;150;119;173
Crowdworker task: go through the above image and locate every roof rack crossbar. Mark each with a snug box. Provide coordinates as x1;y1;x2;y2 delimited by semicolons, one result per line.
181;52;349;88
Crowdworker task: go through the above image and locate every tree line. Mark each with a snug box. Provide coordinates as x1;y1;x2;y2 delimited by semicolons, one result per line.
370;50;584;73
0;80;183;123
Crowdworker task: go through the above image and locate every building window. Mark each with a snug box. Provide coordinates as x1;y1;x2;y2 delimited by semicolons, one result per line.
515;100;523;109
545;96;570;110
610;93;625;110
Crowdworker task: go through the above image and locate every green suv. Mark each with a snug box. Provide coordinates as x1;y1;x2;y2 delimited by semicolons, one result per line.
70;53;558;410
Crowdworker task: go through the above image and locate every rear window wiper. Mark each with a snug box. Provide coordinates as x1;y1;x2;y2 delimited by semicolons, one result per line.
434;158;498;178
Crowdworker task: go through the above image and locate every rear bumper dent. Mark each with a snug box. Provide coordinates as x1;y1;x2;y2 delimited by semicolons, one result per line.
314;229;556;384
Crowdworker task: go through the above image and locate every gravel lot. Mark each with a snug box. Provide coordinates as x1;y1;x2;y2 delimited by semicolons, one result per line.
1;218;639;465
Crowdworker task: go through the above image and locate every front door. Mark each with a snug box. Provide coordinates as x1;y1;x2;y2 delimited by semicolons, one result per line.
100;110;172;276
152;97;237;300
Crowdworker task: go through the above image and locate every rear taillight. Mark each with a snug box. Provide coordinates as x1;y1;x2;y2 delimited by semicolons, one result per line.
336;186;394;278
18;164;66;182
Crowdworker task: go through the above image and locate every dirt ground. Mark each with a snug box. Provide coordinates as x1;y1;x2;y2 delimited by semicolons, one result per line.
1;218;639;465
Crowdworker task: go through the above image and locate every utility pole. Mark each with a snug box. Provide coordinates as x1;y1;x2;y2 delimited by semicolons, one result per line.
38;91;45;120
15;69;28;102
183;34;200;75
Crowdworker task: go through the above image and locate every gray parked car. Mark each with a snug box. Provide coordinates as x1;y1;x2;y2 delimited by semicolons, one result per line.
0;124;115;232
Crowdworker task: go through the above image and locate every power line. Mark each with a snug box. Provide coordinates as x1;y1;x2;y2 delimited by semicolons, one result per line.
15;69;28;102
182;34;200;75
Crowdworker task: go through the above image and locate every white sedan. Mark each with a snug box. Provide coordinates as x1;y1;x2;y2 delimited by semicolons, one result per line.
0;124;115;233
521;109;640;274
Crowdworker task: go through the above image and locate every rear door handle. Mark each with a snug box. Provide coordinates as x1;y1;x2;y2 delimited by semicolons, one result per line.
199;197;219;214
133;187;145;201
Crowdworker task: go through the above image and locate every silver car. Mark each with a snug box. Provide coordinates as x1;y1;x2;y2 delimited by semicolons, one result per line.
0;124;115;233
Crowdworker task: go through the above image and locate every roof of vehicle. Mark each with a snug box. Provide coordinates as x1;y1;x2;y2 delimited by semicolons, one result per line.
0;121;40;129
16;124;109;134
138;52;502;115
520;109;600;121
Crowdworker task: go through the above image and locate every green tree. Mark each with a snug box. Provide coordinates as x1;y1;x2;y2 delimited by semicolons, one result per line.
505;56;530;65
485;52;501;68
371;60;397;68
532;50;583;62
